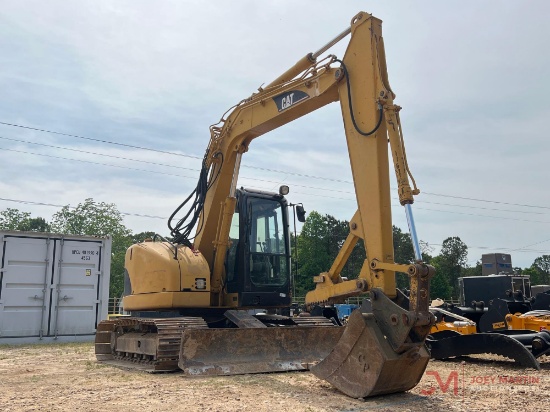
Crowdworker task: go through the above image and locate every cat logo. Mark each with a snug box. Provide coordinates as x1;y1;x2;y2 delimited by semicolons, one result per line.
272;90;310;112
492;321;505;329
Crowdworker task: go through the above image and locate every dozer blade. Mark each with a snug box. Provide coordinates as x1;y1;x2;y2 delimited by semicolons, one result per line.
179;326;344;376
427;333;541;370
310;310;430;398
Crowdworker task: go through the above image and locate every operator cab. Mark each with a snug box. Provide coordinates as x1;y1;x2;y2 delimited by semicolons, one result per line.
225;187;292;308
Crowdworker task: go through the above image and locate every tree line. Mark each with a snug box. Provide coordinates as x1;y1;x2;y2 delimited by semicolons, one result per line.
1;200;549;300
293;211;550;300
0;199;153;298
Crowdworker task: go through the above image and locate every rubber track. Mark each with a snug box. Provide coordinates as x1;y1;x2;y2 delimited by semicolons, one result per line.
95;317;207;372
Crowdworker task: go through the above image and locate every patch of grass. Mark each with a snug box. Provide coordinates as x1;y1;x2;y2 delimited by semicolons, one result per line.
84;360;109;370
0;342;93;352
114;373;140;382
230;375;264;385
0;344;17;349
188;376;227;386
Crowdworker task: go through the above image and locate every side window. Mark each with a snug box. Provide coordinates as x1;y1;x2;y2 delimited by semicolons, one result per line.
226;211;239;282
268;211;285;253
254;217;266;252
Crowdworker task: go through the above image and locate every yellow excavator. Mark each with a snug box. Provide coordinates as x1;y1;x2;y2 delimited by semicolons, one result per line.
95;12;435;398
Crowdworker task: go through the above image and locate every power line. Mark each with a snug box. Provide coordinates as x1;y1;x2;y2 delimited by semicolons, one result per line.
3;135;550;218
0;197;166;219
422;192;550;211
0;135;199;172
510;238;550;252
0;146;195;179
428;242;549;255
3;145;550;225
2;120;550;228
0;121;350;182
414;199;547;216
413;206;550;225
3;120;550;211
0;121;203;160
2;195;547;255
0;135;360;195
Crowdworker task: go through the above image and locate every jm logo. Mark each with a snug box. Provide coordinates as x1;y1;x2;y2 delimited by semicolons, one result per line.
420;371;459;396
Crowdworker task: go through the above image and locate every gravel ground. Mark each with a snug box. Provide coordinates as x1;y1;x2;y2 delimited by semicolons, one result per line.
0;342;547;411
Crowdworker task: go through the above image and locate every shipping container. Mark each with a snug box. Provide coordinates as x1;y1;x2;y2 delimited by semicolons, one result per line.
0;231;111;343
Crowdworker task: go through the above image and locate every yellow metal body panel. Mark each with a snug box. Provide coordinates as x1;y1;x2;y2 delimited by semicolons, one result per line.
123;242;211;310
123;291;211;310
506;313;550;332
223;293;239;307
430;321;477;335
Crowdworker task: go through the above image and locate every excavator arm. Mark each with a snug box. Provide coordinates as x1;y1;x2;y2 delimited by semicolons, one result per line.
191;12;431;305
183;11;435;397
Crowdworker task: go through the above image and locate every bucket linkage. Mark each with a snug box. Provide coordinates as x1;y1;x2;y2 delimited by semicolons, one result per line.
311;263;435;398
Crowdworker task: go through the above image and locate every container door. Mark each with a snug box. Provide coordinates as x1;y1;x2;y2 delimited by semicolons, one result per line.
50;239;103;337
0;236;54;338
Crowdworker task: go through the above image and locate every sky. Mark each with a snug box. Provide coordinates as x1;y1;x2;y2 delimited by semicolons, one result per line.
1;0;549;269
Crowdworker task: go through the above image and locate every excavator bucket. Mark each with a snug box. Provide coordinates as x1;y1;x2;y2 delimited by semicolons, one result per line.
310;309;430;398
179;326;345;375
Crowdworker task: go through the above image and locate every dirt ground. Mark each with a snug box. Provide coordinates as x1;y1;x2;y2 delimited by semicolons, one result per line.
0;342;547;412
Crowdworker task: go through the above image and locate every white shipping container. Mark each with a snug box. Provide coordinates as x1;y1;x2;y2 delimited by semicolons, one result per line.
0;231;111;343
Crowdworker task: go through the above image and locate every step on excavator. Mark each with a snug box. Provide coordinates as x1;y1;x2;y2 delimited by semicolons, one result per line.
95;11;435;398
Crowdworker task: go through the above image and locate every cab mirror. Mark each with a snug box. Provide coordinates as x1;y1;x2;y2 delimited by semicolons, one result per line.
296;205;306;223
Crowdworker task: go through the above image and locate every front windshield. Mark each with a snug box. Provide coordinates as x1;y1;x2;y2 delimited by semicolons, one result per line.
248;198;288;286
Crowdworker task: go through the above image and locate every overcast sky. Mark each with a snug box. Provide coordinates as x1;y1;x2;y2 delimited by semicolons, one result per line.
1;1;549;269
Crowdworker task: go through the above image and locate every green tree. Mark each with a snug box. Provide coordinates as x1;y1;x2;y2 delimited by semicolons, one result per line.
0;208;51;232
531;255;550;285
428;255;453;300
521;266;542;285
393;226;415;290
131;231;158;243
50;198;130;237
436;236;468;297
295;211;333;296
51;198;132;297
294;211;367;296
462;260;482;277
295;214;431;296
420;240;435;262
